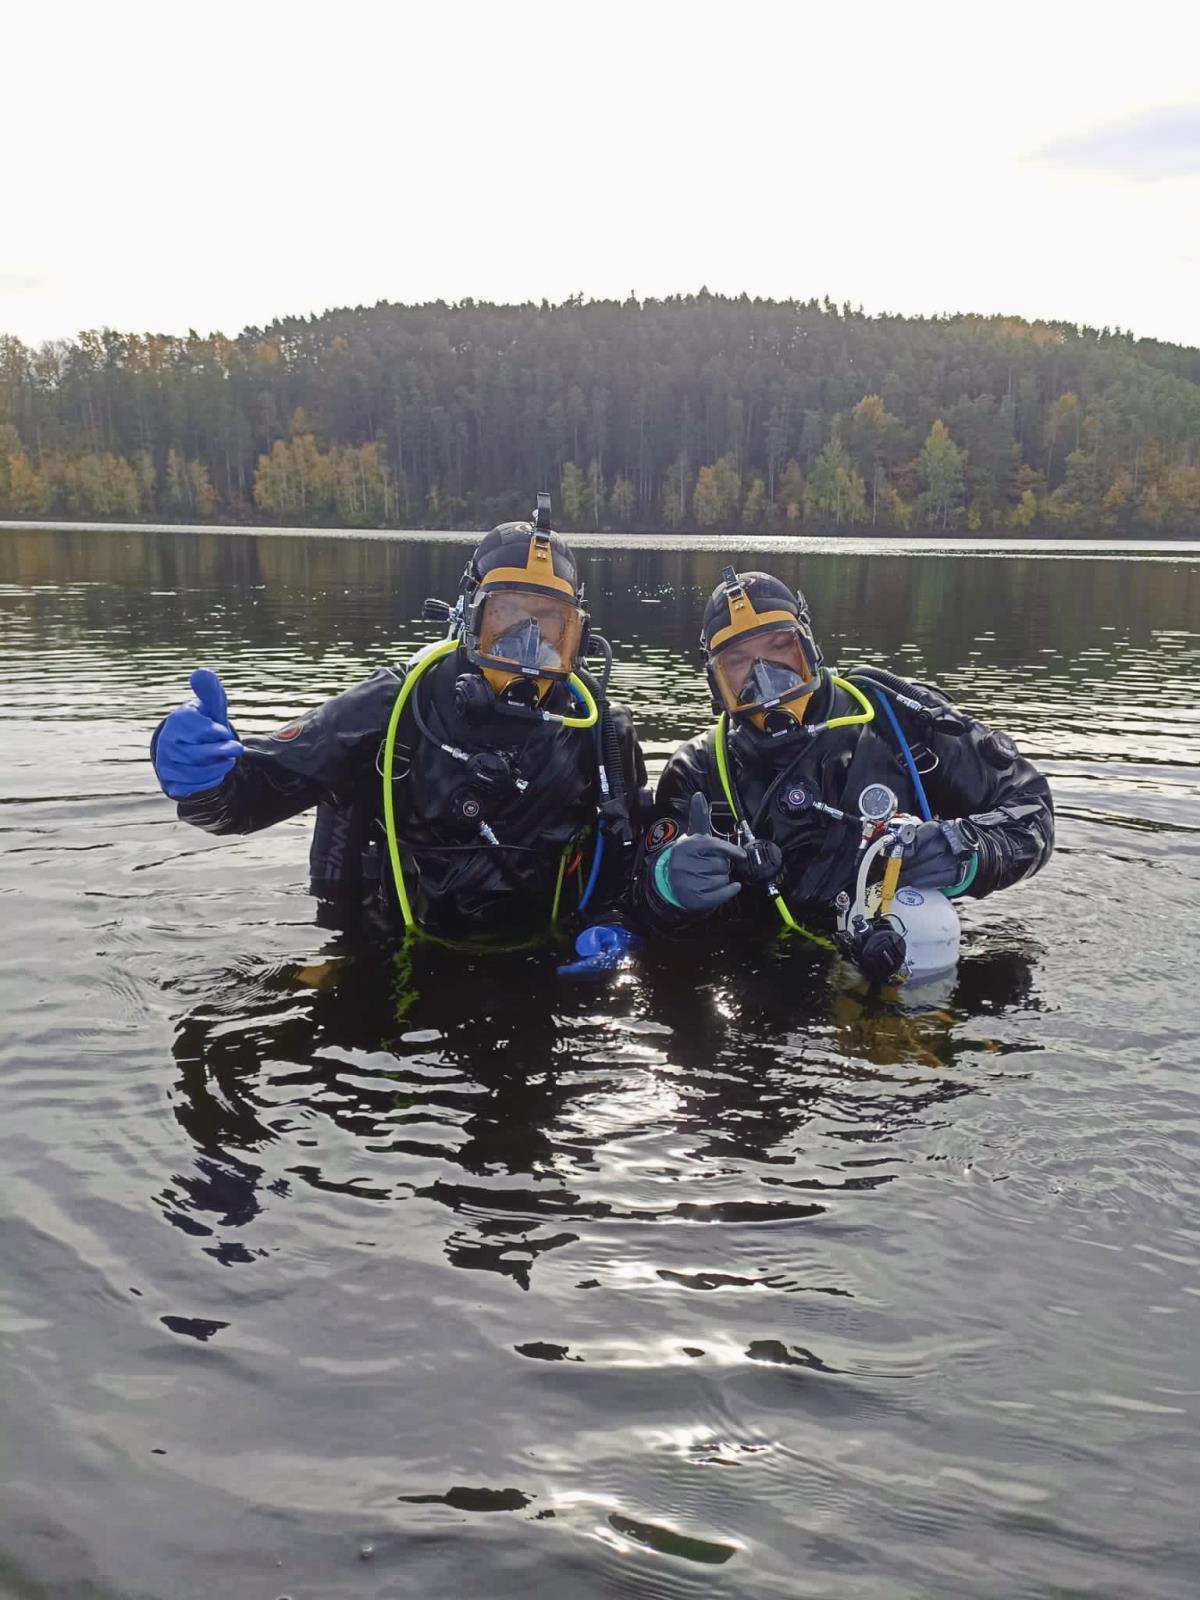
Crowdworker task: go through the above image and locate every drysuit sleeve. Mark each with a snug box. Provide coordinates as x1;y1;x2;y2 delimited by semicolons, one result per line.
171;668;402;837
628;733;721;933
914;683;1054;898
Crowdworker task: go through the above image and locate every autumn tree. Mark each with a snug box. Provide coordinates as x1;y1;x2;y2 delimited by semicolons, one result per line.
741;476;766;528
804;439;866;528
1044;392;1082;482
693;454;741;528
0;427;49;516
609;473;635;527
661;456;694;530
918;420;966;530
582;460;605;530
559;462;585;527
165;449;190;517
847;394;903;526
776;458;805;526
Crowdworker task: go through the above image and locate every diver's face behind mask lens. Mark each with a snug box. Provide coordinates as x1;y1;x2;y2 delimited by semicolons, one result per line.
478;589;582;677
712;627;813;714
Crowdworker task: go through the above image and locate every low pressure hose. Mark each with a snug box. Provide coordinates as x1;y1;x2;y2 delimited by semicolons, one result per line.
853;678;979;893
587;633;615;701
560;675;599;729
865;684;933;822
577;824;605;912
580;635;624;913
382;637;460;929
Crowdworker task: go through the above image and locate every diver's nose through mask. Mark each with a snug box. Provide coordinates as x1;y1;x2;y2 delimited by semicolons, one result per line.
479;595;579;676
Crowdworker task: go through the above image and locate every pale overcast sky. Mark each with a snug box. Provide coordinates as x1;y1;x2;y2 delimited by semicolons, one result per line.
5;0;1200;346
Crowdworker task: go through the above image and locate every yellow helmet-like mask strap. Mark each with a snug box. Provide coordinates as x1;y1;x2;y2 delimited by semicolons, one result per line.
477;531;576;598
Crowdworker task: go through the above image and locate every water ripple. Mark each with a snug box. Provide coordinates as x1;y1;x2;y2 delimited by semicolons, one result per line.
2;530;1198;1600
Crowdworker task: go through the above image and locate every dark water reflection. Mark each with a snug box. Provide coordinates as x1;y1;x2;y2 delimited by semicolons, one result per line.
1;529;1198;1599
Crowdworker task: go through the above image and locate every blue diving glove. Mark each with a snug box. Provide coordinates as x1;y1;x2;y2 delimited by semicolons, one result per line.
151;668;244;799
652;792;747;913
901;819;976;892
557;923;642;978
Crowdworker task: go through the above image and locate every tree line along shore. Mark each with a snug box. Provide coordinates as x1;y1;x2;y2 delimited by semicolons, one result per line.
3;293;1200;536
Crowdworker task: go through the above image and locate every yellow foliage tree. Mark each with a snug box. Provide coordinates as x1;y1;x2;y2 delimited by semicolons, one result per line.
1009;488;1038;528
693;465;721;528
776;458;805;524
608;473;635;526
693;454;740;528
741;477;766;528
2;451;49;515
188;460;216;519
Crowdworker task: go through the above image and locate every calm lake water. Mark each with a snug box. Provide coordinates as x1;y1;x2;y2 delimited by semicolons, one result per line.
1;527;1198;1600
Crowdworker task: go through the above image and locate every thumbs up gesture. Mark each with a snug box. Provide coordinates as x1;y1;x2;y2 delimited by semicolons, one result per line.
151;668;245;798
651;791;748;914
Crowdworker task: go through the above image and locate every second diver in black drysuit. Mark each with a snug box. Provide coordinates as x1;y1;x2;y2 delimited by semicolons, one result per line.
634;566;1054;977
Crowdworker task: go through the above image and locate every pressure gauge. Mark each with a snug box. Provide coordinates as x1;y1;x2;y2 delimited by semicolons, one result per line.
858;783;898;825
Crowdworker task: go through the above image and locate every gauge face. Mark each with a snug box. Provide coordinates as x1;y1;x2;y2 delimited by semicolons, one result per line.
858;782;898;822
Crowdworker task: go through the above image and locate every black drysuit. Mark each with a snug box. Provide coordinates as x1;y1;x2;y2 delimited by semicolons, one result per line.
163;648;645;941
635;668;1053;932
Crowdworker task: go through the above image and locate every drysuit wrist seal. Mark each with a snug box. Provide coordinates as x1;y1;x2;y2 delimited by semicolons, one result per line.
652;847;683;909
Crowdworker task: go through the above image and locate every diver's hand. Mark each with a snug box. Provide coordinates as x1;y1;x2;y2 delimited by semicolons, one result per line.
152;668;244;799
653;792;747;913
901;818;974;890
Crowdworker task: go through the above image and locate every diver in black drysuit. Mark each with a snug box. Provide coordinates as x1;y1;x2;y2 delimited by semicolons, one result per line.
152;511;646;945
635;567;1053;948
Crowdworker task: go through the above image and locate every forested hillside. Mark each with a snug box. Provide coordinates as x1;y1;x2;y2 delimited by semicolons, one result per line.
4;293;1200;535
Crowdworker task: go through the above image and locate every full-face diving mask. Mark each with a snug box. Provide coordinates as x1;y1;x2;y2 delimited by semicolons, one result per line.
462;519;587;705
740;658;809;707
472;586;585;698
704;568;823;734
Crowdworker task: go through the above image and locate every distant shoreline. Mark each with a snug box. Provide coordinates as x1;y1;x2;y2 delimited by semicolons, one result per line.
8;299;1200;541
1;519;1198;559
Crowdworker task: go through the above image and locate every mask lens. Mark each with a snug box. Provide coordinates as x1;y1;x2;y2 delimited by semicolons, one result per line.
712;627;812;713
478;589;581;675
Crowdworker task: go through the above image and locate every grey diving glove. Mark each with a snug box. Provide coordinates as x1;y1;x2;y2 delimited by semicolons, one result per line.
901;818;976;890
653;792;748;913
